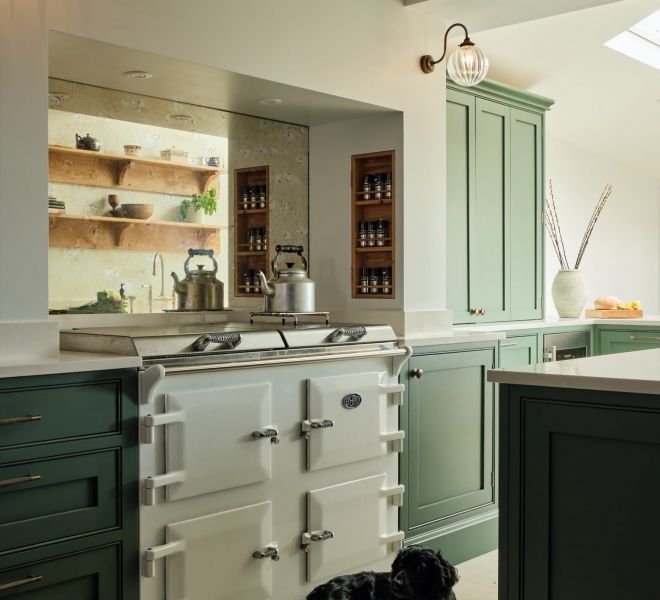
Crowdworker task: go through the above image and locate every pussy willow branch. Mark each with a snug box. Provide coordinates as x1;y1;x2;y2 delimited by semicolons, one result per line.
548;180;569;269
575;184;614;269
544;203;566;269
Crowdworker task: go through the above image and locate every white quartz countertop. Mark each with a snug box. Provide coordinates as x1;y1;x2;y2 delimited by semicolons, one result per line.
456;316;660;333
488;348;660;395
0;351;142;379
399;330;505;347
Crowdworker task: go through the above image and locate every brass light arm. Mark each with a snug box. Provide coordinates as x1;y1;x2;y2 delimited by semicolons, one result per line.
420;22;474;74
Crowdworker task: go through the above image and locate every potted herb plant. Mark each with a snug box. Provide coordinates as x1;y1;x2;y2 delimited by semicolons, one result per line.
179;187;218;224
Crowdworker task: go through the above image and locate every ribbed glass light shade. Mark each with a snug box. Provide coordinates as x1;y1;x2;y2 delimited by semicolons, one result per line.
447;44;489;87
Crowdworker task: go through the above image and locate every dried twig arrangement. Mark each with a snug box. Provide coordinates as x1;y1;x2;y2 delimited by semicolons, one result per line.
544;181;614;270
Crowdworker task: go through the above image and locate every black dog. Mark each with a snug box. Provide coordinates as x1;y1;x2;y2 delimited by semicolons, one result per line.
307;545;459;600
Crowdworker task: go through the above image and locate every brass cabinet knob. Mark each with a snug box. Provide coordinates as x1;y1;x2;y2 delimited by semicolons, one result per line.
410;368;424;379
470;308;486;316
469;308;478;315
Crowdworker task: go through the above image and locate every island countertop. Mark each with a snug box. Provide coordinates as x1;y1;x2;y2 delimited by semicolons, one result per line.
488;348;660;395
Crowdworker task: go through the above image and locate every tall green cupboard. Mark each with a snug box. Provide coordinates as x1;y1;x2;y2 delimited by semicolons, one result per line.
447;80;553;324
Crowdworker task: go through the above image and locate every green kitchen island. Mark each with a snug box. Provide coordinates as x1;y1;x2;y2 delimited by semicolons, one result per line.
489;349;660;600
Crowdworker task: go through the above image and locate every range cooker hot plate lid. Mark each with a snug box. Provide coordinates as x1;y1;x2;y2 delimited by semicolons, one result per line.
279;323;397;348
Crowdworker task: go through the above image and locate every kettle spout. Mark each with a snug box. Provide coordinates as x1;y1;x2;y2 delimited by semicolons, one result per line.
257;270;274;296
171;271;184;294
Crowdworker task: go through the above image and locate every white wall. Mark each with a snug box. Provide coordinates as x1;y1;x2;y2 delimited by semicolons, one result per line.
545;135;660;316
310;113;404;311
48;0;450;315
0;0;59;360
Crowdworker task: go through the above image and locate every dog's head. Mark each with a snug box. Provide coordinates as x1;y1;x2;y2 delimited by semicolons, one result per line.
390;546;459;600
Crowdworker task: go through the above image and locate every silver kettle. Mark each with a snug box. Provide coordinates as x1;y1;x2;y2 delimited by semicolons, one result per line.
171;249;224;311
257;245;315;313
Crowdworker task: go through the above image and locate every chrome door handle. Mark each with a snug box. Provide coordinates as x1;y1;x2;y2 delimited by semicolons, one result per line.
302;529;335;546
252;427;280;444
252;543;280;561
301;419;334;433
410;368;423;379
0;415;42;426
0;474;41;488
0;575;43;592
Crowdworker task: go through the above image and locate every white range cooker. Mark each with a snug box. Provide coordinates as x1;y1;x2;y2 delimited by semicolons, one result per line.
62;320;412;600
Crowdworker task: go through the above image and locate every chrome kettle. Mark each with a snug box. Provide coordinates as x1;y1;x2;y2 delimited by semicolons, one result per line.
257;245;315;313
171;249;224;311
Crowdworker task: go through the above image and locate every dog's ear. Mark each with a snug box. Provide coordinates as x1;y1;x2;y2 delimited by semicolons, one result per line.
435;551;459;596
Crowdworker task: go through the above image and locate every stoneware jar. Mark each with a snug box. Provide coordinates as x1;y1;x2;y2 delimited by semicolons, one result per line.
551;269;587;318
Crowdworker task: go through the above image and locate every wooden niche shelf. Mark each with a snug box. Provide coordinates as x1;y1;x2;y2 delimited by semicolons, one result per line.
352;150;396;299
234;166;270;297
49;214;220;254
48;145;221;196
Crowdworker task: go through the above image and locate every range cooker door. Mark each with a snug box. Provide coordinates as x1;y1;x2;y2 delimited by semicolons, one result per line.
143;383;274;504
304;372;404;471
145;501;276;600
303;474;404;583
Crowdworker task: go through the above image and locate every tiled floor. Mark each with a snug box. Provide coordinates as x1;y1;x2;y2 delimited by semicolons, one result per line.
454;550;498;599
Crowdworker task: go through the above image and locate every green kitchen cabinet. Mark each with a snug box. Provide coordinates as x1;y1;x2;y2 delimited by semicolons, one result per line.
0;369;139;600
400;343;498;564
500;384;660;600
596;327;660;355
447;80;553;324
499;334;539;368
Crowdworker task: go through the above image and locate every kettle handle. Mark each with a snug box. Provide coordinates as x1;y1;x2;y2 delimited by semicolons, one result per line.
272;245;308;277
184;248;217;277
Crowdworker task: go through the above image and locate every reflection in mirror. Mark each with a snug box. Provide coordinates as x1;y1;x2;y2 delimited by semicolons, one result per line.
47;78;308;314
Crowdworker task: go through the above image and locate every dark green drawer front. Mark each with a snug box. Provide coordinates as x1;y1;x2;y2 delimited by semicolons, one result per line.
0;544;119;598
0;380;120;449
0;451;119;553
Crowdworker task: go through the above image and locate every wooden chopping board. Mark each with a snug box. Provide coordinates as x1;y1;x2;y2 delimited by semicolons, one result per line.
585;309;643;319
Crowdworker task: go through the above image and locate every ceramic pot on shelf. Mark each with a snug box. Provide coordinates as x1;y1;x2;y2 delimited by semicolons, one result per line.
551;269;587;318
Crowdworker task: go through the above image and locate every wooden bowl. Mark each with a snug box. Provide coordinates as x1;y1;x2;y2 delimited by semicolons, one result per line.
116;203;153;220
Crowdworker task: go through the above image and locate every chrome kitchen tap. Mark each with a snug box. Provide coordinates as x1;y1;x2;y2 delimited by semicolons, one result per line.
152;252;173;310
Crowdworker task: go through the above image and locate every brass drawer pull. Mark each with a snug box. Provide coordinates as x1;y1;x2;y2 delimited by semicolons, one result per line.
0;474;41;488
0;575;43;591
629;336;660;341
0;415;42;427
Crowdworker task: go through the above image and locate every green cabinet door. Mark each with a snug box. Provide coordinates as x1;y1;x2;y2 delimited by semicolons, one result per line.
598;329;660;354
510;109;543;320
500;334;539;368
446;89;476;324
404;349;496;530
514;394;660;600
0;544;119;598
472;98;510;323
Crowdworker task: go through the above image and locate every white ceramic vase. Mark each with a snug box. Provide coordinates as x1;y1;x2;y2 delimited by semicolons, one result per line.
551;269;587;318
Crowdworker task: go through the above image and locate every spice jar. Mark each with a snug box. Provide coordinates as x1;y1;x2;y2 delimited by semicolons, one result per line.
252;270;261;292
360;268;369;295
381;267;391;295
367;221;376;247
369;268;379;294
241;189;249;210
249;187;258;209
362;175;371;200
373;174;382;200
384;172;392;199
248;227;255;251
376;219;387;246
244;271;252;293
259;186;266;208
358;221;367;247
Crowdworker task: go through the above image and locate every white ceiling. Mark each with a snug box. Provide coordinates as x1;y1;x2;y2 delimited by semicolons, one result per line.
405;0;622;33
48;32;394;127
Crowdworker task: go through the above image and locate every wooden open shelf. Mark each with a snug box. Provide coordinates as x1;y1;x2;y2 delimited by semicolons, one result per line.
352;150;396;299
49;213;220;253
234;166;270;297
48;145;221;196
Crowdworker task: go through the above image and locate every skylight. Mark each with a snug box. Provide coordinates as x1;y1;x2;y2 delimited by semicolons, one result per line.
605;8;660;71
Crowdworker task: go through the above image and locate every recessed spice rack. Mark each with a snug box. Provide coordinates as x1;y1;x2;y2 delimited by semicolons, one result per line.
234;165;270;297
351;150;396;299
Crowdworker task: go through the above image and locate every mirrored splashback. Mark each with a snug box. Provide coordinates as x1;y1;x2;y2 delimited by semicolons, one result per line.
47;78;308;315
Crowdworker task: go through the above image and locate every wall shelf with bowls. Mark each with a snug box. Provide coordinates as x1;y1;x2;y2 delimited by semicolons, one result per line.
48;145;222;196
48;213;220;253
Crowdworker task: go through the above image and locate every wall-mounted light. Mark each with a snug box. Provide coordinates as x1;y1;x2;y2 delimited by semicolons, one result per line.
420;23;489;87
